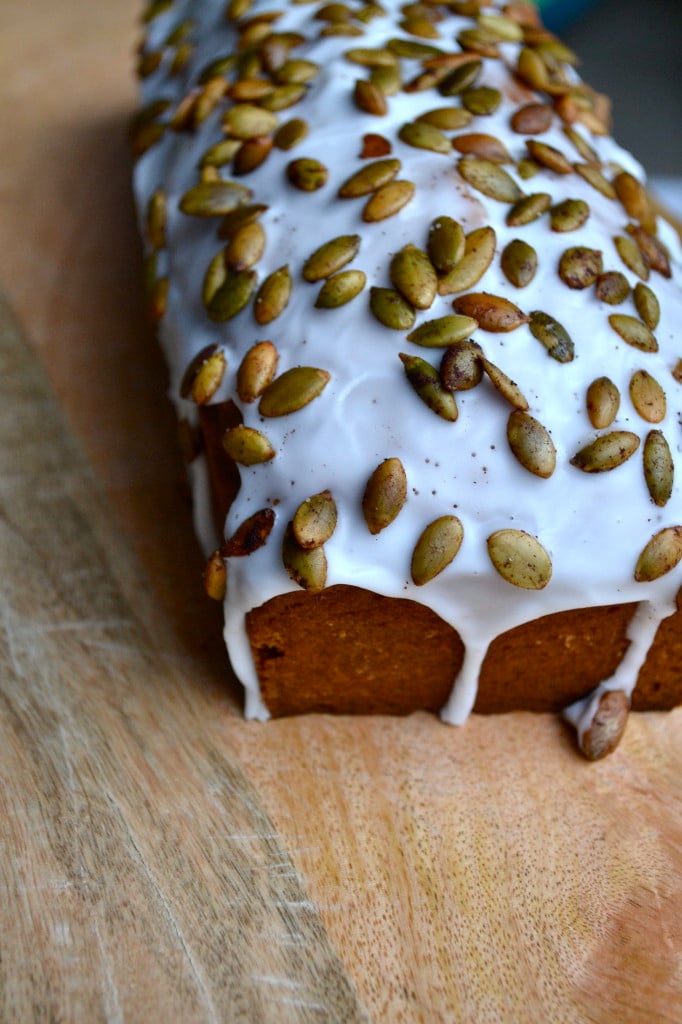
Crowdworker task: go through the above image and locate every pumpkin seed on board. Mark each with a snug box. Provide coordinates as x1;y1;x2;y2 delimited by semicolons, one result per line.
411;515;464;586
282;522;327;591
487;529;552;590
437;226;496;295
614;235;650;282
369;287;416;330
458;157;523;202
633;282;660;330
293;490;338;548
237;340;279;402
439;340;483;391
558;247;603;289
302;234;361;281
480;357;529;411
595;271;630;305
338;157;401;197
629;369;667;423
506;410;556;478
259;366;330;416
407;315;479;349
203;550;226;601
222;424;276;464
452;293;528;332
315;269;367;308
506;192;551;227
179;180;252;216
586;376;620;429
643;430;674;507
362;457;408;534
570;431;640;473
500;239;537;288
634;527;682;582
254;264;292;324
390;246;438;309
608;314;658;353
206;269;258;322
399;353;458;421
362;180;415;221
529;311;575;363
223;507;276;558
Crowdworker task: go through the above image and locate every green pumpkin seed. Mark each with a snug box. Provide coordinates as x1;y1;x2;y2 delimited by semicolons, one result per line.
302;234;361;281
437;226;496;295
259;366;330;417
608;314;658;353
362;179;415;221
390;246;438;310
480;357;529;411
222;424;276;464
344;46;399;67
354;78;388;115
411;515;464;586
500;239;537;288
614;171;654;228
203;550;226;601
293;490;338;548
282;522;327;591
223;507;276;558
260;84;307;111
206;269;258;322
550;198;590;232
634;527;682;582
457;26;501;57
407;314;479;348
338;157;401;198
181;345;227;405
516;158;541;180
218;203;269;240
570;431;640;473
233;137;273;175
439;340;483;391
507;411;556;478
398;121;451;154
273;117;309;150
633;282;660;330
477;12;523;41
315;269;366;309
369;64;402;96
629;369;666;423
399;353;458;421
275;58;320;84
387;37;442;59
438;58;482;96
452;132;512;163
614;234;650;282
458;156;523;202
179;180;252;216
224;221;266;271
529;311;575;363
525;139;572;174
595;271;630;305
506;192;551;226
202;250;228;308
574;162;617;199
586;377;620;429
417;107;473;130
146;189;167;249
643;430;674;507
362;457;408;534
626;224;672;278
558;246;603;289
237;340;279;402
200;138;243;169
428;216;466;275
223;104;279;139
452;293;528;332
580;691;630;762
562;125;599;164
487;529;552;590
369;287;416;330
287;157;328;191
254;264;291;324
461;85;502;116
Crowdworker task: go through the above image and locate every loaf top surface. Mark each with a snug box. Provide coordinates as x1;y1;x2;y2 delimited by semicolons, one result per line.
134;0;682;724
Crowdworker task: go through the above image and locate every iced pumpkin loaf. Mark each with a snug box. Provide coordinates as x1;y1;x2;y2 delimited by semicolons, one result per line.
133;0;682;757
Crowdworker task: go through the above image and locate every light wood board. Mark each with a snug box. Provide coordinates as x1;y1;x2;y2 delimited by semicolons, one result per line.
1;2;681;1021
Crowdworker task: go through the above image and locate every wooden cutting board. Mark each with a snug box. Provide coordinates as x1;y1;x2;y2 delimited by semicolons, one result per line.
1;3;681;1021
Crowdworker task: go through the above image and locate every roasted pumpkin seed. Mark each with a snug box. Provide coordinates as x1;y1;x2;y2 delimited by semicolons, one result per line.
614;171;655;231
370;287;416;330
550;198;590;232
259;366;330;416
287;157;328;191
273;117;309;150
626;224;671;278
506;191;551;226
222;424;276;464
614;234;650;281
461;86;502;116
223;508;276;558
558;246;603;289
634;527;682;582
608;314;658;353
146;189;167;250
510;102;553;134
254;264;291;324
580;691;630;761
224;221;266;271
529;311;575;362
439;340;483;391
398;121;451;154
452;133;511;164
643;430;674;507
437;226;496;295
629;369;667;423
181;345;227;405
203;550;227;601
223;104;279;139
633;282;660;330
390;246;438;309
452;293;528;332
338;157;401;198
354;78;388;115
206;269;258;322
282;522;327;591
237;340;279;402
595;271;630;305
302;234;361;281
233;137;273;176
293;490;338;548
407;315;479;349
399;353;458;421
360;132;392;157
427;217;465;275
573;162;617;199
218;203;268;240
487;530;552;590
438;59;482;96
312;267;365;308
362;457;408;534
481;357;529;410
525;139;572;174
586;377;620;429
417;107;473;130
411;516;464;586
370;64;402;96
500;239;537;288
458;156;523;202
570;431;640;473
362;179;415;221
179;180;252;216
507;411;556;478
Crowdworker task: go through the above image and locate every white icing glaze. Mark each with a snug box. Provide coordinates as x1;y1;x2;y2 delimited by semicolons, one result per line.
134;0;682;730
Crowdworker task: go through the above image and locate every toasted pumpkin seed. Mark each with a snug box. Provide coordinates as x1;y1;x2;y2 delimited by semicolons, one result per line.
525;139;572;174
259;366;330;417
634;527;682;582
614;171;655;230
368;64;401;96
179;180;252;216
580;691;630;761
237;340;279;402
260;84;307;111
338;157;401;198
387;36;442;58
370;287;416;330
399;353;458;421
529;311;575;363
550;197;590;232
360;132;392;157
218;203;268;239
222;424;276;464
626;224;671;278
233;137;273;175
629;369;666;423
203;550;227;600
452;132;511;163
146;275;169;322
439;340;483;391
586;377;620;429
254;264;291;324
417;107;473;130
354;78;388;115
146;189;167;249
411;515;464;585
633;282;660;330
202;250;228;308
206;269;258;322
390;246;438;310
293;490;338;548
595;271;630;305
407;314;479;349
275;58;320;84
303;234;361;281
398;121;451;154
461;85;502;116
224;221;266;271
501;239;537;288
287;157;328;191
506;191;551;226
608;314;658;353
480;357;529;410
282;522;327;591
200;138;243;169
510;102;553;134
438;58;482;95
458;156;523;202
574;162;617;199
570;431;640;473
223;508;276;558
273;117;309;150
507;411;556;478
344;46;399;67
487;529;552;590
562;125;599;164
223;104;279;139
362;179;415;221
181;345;227;405
437;226;496;295
452;292;528;332
315;268;366;308
427;216;465;275
477;12;524;41
614;234;650;281
643;430;674;507
558;246;603;289
362;457;408;534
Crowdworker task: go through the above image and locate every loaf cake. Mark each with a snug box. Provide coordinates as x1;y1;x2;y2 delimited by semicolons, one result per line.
132;0;682;757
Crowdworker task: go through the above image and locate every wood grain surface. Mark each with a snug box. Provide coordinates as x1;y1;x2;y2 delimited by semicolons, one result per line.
1;3;681;1021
